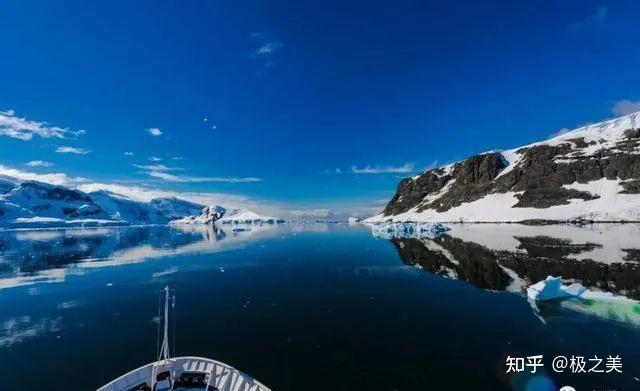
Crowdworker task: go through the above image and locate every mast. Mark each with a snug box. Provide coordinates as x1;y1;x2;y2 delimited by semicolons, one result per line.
159;286;171;360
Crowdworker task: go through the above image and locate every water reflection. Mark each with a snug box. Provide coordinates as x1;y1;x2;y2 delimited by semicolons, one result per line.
376;223;640;326
0;224;290;290
375;224;640;297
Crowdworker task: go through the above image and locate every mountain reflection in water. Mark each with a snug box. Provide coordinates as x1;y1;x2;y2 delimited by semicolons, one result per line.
0;223;639;390
0;224;284;290
376;223;640;299
377;223;640;327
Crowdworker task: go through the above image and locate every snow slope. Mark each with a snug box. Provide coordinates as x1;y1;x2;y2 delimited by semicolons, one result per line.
172;206;284;226
369;111;640;223
0;178;204;228
170;205;227;225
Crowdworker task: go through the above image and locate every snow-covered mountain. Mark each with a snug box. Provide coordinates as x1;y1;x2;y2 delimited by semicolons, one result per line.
148;197;203;220
368;111;640;223
88;190;169;225
0;179;205;228
218;208;284;224
172;205;284;225
171;205;227;225
0;181;112;226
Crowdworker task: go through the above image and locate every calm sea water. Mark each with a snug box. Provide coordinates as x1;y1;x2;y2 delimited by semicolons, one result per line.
0;223;638;390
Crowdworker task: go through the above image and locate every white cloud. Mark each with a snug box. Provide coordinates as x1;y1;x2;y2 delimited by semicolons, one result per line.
148;171;261;183
0;109;75;141
146;127;163;137
149;156;163;162
56;146;90;155
350;162;415;174
250;32;267;39
76;182;283;216
0;165;87;186
133;164;181;171
26;160;53;167
612;100;640;116
123;151;134;156
0;164;281;215
253;42;283;56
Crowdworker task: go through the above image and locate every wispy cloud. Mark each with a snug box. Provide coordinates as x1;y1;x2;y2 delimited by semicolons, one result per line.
148;171;261;183
123;151;134;156
612;100;640;116
0;165;87;186
568;6;608;32
250;32;267;39
76;182;283;216
0;109;76;141
56;146;90;155
26;160;53;167
250;33;284;72
549;127;573;138
253;42;283;56
133;164;182;171
0;165;280;216
146;127;163;137
350;162;415;174
149;156;163;162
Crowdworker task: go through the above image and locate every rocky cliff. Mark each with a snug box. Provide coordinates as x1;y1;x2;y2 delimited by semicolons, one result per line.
370;112;640;223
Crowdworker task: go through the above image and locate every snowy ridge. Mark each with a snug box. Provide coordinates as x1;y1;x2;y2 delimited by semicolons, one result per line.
218;209;283;224
0;178;205;228
171;205;284;226
170;205;227;225
369;111;640;223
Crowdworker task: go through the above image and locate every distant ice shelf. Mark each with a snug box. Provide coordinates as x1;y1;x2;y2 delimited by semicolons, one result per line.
370;222;449;239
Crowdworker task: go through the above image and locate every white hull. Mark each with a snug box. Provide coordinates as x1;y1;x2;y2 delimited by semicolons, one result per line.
98;356;271;391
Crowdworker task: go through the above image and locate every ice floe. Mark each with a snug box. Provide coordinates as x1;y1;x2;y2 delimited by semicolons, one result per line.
370;222;449;239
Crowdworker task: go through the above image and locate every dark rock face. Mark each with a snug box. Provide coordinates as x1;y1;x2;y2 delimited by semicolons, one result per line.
453;153;506;185
382;127;640;218
621;180;640;194
391;234;640;299
383;152;507;216
513;187;598;208
391;236;512;290
20;181;92;202
382;172;451;215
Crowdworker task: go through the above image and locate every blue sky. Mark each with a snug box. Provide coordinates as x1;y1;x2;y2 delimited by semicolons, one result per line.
0;0;639;216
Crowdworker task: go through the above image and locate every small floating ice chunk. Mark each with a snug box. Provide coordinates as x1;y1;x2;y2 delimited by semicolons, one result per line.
371;222;449;239
527;276;587;302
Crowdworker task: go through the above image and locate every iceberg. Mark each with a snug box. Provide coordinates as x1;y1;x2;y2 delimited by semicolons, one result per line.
527;276;587;302
528;276;640;328
371;222;449;239
348;216;363;225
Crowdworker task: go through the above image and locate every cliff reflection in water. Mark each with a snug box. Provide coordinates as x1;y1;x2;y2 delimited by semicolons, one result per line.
378;223;640;300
